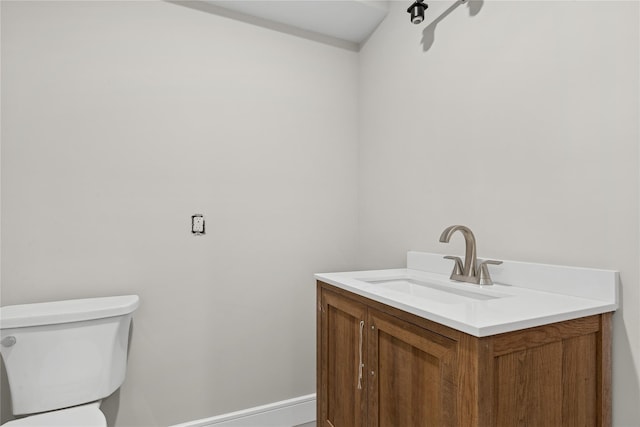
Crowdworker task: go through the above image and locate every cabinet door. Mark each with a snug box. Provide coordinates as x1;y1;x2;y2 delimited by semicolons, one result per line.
319;289;368;427
368;309;457;427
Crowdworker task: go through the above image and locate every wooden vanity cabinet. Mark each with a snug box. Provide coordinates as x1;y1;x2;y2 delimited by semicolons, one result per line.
317;281;612;427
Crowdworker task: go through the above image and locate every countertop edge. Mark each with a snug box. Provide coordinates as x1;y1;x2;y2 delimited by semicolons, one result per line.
315;269;617;338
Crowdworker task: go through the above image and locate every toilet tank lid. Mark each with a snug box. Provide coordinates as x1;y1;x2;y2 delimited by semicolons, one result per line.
0;295;139;329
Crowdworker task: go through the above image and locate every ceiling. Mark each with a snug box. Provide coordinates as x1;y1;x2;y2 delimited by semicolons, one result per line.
203;1;390;45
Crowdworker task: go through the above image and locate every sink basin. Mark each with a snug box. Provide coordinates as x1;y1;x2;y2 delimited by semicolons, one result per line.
360;277;508;304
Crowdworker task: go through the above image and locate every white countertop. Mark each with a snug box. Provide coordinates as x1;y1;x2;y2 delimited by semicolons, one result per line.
315;252;618;337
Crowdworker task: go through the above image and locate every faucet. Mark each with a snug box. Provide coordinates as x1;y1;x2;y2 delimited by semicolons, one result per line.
439;225;502;285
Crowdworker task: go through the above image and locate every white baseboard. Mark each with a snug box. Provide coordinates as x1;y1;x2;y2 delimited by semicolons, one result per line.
169;394;316;427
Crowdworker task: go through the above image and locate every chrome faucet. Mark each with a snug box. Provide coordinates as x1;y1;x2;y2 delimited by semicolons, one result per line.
439;225;502;285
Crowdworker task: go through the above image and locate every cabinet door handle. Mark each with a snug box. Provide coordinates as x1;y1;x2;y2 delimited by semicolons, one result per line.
357;320;365;390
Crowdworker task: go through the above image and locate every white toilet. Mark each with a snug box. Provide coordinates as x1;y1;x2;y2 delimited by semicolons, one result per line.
0;295;139;426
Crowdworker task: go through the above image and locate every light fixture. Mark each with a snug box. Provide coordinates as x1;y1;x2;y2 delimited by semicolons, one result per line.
407;0;428;24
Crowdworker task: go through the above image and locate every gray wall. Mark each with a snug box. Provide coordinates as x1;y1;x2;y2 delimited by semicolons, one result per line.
358;1;639;424
1;1;358;425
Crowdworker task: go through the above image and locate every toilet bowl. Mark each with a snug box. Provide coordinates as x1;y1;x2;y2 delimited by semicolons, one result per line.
0;295;139;426
2;402;106;427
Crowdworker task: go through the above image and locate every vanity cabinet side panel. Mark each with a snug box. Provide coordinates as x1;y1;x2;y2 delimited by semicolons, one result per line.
493;340;564;426
367;308;458;427
596;312;612;427
488;314;610;427
562;333;597;425
318;286;368;427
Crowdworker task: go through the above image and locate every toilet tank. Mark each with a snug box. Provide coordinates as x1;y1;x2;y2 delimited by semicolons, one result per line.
0;295;139;415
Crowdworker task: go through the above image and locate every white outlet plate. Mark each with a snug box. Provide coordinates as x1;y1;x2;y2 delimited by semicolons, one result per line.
192;214;205;235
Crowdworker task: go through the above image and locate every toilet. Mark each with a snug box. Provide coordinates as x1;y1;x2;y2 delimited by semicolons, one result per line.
0;295;139;426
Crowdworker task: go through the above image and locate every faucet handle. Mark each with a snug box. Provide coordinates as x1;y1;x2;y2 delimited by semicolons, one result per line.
443;256;464;276
478;260;502;285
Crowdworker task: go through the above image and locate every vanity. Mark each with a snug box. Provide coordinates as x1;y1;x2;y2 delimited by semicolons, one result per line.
315;251;618;426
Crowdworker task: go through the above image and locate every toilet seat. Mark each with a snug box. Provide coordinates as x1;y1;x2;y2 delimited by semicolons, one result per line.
2;403;106;427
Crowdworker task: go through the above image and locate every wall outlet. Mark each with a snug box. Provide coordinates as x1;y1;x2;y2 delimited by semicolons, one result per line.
191;214;205;235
